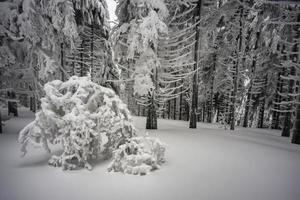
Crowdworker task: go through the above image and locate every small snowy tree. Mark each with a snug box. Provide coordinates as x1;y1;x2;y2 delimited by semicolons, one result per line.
19;76;166;172
19;76;135;170
108;136;166;175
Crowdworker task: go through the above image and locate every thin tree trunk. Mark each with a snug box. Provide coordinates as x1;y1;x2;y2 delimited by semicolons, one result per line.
208;54;216;123
0;111;2;134
243;84;252;127
80;39;85;77
168;100;171;119
189;0;202;128
146;63;158;129
282;68;296;136
146;96;157;129
179;81;183;120
230;5;243;130
91;23;94;71
292;95;300;144
258;75;268;128
173;82;177;120
61;43;65;81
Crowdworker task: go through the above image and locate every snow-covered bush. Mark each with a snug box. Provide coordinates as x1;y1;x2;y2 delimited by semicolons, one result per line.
108;136;166;175
19;76;135;170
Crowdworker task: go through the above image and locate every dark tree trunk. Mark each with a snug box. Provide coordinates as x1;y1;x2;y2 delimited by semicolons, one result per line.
168;100;171;119
243;84;252;127
271;71;283;129
202;102;206;122
179;81;183;120
208;54;216;123
258;75;268;128
282;59;296;135
0;111;2;134
146;97;157;129
292;95;300;144
216;93;220;122
146;62;158;129
173;82;177;120
186;100;190;121
61;43;65;81
189;0;202;128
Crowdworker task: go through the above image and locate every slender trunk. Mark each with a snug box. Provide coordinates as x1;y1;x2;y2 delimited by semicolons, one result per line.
168;100;171;119
258;75;268;128
271;73;280;129
282;69;296;136
292;95;300;144
230;5;243;130
146;63;158;129
216;94;220;122
202;102;206;122
0;111;2;134
146;96;157;129
173;82;177;120
61;43;65;81
189;0;202;128
91;23;94;71
80;39;85;77
208;54;216;123
179;81;183;120
186;100;190;121
243;84;252;127
244;31;260;127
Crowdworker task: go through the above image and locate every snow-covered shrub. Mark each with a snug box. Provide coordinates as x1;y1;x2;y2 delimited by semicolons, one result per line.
19;76;135;170
108;136;166;175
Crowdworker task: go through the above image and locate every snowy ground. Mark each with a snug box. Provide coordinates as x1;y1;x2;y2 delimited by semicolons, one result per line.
1;108;300;200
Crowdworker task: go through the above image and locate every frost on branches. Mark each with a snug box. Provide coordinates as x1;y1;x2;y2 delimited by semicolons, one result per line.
18;76;135;170
18;76;166;173
108;136;166;175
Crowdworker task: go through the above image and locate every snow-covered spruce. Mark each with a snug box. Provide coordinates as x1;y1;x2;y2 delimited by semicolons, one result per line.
19;76;135;170
108;136;166;175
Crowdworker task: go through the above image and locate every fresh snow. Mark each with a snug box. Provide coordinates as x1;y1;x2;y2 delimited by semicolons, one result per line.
1;108;300;200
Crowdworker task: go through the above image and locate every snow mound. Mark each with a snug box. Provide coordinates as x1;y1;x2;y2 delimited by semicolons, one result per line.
108;136;166;175
19;76;135;170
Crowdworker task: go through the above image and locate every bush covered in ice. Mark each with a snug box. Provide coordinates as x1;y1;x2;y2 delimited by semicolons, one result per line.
108;136;166;175
19;76;135;170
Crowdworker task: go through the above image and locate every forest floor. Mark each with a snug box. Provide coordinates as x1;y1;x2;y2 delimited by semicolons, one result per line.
1;108;300;200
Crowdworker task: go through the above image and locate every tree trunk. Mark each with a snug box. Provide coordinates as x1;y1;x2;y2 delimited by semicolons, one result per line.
230;5;243;131
168;100;171;119
271;71;283;129
243;84;252;127
61;43;65;81
292;95;300;144
189;0;202;128
258;75;268;128
243;31;260;127
179;81;183;120
186;100;190;121
0;111;2;134
173;82;177;120
146;97;157;129
80;39;85;77
146;62;158;129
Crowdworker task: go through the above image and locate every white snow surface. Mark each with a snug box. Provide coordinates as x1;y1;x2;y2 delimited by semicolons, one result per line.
1;108;300;200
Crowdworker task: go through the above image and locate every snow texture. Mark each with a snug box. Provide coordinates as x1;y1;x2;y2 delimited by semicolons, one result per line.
108;136;166;175
18;76;135;170
1;108;300;200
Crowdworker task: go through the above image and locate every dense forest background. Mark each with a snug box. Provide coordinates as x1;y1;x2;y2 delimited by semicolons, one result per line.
0;0;299;144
